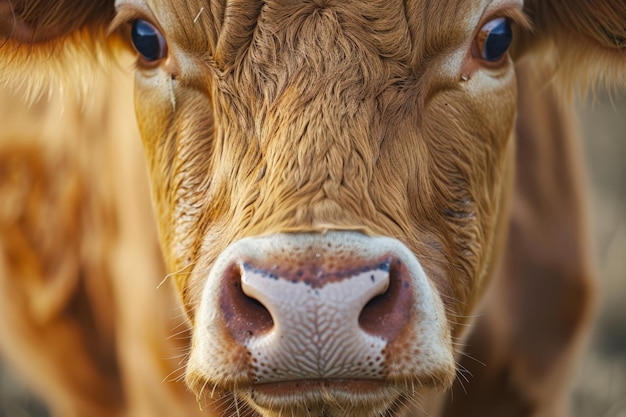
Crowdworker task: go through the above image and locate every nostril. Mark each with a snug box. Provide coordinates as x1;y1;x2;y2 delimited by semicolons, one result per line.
220;264;274;343
358;259;412;342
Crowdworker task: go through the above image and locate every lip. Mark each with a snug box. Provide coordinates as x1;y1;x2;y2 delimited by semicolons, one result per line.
252;378;388;395
246;379;402;411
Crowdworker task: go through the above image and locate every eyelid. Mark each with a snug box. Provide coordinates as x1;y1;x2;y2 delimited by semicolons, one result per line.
108;5;161;36
478;4;532;34
471;3;532;62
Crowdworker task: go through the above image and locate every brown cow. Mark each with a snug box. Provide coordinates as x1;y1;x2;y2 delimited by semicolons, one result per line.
0;0;624;416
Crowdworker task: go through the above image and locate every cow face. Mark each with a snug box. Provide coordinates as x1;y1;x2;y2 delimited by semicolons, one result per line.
111;0;523;414
1;0;624;414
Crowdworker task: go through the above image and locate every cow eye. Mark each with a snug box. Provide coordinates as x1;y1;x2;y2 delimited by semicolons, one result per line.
475;17;512;62
130;20;167;62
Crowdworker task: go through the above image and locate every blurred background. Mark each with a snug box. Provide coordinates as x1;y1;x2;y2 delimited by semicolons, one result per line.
572;93;626;417
0;94;624;416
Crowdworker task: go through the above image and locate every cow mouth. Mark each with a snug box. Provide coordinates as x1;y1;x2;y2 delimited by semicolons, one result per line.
189;372;447;417
250;378;388;397
238;379;416;417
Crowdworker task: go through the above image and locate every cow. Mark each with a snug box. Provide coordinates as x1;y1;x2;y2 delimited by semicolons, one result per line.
0;0;624;416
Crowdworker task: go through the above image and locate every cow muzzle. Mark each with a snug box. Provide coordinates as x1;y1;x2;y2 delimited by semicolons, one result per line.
187;231;455;415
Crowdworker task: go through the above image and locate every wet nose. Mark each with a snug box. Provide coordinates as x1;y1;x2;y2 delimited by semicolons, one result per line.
218;236;414;382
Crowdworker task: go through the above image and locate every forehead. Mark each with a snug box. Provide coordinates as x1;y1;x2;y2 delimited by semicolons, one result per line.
115;0;524;11
116;0;524;49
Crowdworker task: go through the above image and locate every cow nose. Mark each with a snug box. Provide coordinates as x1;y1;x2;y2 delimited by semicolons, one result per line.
189;232;455;394
218;236;414;382
229;259;400;339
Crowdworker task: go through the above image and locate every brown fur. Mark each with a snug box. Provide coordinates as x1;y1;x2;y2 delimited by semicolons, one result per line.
441;59;597;417
0;0;624;416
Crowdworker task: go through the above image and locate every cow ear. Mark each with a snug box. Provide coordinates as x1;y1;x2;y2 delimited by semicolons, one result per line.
0;0;117;99
0;147;83;324
0;0;115;43
520;0;626;92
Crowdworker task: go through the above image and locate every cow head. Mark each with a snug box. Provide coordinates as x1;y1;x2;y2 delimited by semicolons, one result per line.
1;0;624;415
121;2;523;413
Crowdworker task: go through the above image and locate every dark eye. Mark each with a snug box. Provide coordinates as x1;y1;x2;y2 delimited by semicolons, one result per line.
131;20;167;62
475;17;512;62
